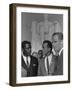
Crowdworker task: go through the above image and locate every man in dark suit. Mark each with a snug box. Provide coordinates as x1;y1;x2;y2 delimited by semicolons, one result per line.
52;32;63;75
21;41;38;77
38;40;57;76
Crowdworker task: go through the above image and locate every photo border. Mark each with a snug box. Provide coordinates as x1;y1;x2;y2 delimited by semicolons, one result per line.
9;3;70;86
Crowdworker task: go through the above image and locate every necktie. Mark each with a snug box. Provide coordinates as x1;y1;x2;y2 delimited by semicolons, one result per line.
47;57;49;74
26;57;29;68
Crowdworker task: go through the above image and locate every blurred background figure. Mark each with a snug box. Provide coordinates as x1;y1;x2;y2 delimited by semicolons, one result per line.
38;50;43;61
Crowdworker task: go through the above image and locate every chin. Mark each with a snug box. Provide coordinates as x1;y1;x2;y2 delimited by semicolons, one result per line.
28;54;31;56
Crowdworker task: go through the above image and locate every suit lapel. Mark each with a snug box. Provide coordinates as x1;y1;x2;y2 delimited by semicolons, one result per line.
22;56;28;70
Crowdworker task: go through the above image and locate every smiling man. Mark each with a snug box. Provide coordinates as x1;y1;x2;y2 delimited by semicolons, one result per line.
52;32;63;75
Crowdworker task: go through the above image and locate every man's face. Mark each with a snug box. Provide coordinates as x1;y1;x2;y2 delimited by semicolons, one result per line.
42;43;50;56
52;35;62;52
23;43;31;56
38;51;43;59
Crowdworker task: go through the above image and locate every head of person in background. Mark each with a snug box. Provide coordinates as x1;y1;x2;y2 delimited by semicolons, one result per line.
32;52;38;58
38;50;43;59
42;40;52;57
52;32;63;55
22;41;31;57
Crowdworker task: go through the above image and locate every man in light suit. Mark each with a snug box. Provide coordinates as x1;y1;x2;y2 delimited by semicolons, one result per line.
21;41;38;77
38;40;57;76
52;32;63;75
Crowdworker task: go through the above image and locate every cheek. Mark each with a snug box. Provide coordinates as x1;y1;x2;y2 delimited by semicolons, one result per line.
53;43;58;49
44;49;48;53
57;43;60;47
55;43;60;50
45;48;47;51
43;49;46;54
53;43;56;48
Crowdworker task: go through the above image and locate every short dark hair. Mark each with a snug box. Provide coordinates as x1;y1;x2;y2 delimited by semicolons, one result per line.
38;50;43;53
22;41;31;49
38;50;43;54
52;32;63;40
43;40;52;51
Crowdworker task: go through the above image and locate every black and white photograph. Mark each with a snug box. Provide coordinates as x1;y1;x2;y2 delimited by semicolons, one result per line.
21;13;63;77
9;3;70;86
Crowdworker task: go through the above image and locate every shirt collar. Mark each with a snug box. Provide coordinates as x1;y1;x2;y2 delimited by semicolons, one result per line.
22;51;31;64
22;54;30;65
59;48;63;56
47;53;52;58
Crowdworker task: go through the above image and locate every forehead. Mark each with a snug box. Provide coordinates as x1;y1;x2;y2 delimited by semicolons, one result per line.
43;43;48;47
25;43;30;47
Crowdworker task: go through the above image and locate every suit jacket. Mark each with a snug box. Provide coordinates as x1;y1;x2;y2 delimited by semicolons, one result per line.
54;51;63;75
38;54;57;76
21;55;38;77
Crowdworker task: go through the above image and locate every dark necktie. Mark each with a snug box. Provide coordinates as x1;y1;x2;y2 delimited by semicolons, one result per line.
26;57;29;68
47;57;49;74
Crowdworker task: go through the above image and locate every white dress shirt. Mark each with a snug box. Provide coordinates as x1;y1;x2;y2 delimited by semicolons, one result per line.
22;55;31;65
59;48;63;56
45;54;52;72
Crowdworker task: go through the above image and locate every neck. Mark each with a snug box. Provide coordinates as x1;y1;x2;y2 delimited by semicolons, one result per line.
55;47;63;56
58;46;63;53
46;52;51;57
